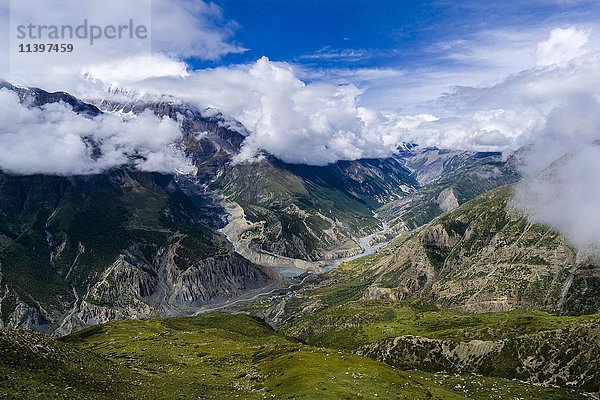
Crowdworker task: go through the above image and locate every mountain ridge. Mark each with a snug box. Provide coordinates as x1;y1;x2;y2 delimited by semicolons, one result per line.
0;82;520;335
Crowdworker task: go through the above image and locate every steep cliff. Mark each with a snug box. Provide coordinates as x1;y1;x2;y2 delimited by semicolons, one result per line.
0;171;276;335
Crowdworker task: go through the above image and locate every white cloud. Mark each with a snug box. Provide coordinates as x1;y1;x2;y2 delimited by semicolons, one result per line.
296;66;405;85
1;0;243;91
514;96;600;251
535;27;590;65
358;23;600;113
83;55;190;87
149;0;246;59
0;88;192;176
299;47;371;62
403;46;600;152
405;107;543;151
103;56;437;165
3;10;600;181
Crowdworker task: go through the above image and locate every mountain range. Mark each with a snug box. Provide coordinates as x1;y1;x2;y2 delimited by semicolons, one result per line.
0;82;598;399
0;82;520;335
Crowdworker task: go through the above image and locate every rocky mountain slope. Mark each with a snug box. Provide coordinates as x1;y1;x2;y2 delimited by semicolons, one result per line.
366;185;600;315
90;91;521;266
377;147;520;238
0;83;417;334
91;93;421;264
0;82;521;335
247;185;599;326
0;170;278;335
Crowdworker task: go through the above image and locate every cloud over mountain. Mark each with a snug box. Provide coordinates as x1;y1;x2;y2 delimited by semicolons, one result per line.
0;88;191;176
117;35;598;164
104;56;437;165
513;96;600;252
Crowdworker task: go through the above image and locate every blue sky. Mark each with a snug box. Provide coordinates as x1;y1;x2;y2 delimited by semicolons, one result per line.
193;0;599;70
183;0;600;112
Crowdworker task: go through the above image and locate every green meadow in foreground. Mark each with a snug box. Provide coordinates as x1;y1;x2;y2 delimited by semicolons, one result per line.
0;313;590;399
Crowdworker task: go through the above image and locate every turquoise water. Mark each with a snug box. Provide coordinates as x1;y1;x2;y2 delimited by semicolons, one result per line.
278;266;305;277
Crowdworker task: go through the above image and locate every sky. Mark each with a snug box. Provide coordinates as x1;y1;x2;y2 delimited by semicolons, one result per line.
200;0;595;69
2;0;600;249
3;0;599;112
1;0;600;162
190;0;600;110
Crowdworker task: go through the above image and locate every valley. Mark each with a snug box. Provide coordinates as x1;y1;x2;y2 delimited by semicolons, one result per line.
0;82;598;399
2;1;600;398
0;81;521;336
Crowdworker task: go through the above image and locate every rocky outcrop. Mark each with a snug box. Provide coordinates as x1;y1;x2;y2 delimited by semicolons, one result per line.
219;201;327;272
436;187;459;212
52;239;277;336
163;251;275;306
365;186;600;314
0;292;54;333
359;323;600;392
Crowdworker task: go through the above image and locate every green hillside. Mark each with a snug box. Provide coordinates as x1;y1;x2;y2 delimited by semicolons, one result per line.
1;313;589;399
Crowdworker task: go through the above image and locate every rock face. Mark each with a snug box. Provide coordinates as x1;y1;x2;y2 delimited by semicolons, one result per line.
359;323;600;392
53;251;273;336
0;170;276;336
218;202;327;272
366;185;600;315
395;147;505;186
436;188;459;212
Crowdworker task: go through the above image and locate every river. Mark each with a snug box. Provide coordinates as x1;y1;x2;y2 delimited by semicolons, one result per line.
192;216;392;315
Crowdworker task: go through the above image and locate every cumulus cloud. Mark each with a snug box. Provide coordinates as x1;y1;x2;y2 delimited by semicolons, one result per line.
405;108;544;151
3;14;600;179
113;57;437;165
2;0;243;91
535;27;590;66
0;89;192;176
401;44;600;152
149;0;245;59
